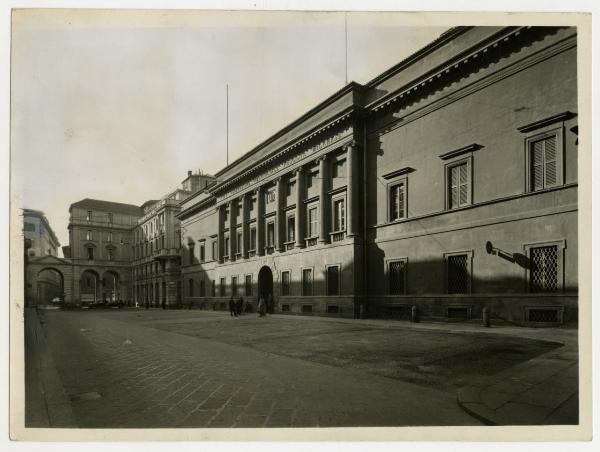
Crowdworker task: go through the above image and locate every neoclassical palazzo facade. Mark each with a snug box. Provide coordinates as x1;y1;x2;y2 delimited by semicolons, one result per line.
179;25;579;324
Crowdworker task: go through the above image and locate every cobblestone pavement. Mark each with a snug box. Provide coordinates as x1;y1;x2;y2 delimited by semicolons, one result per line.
40;309;487;427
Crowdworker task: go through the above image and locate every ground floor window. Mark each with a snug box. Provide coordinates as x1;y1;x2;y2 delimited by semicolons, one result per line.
212;280;216;297
200;279;205;297
388;259;407;295
302;268;313;296
188;279;194;297
245;274;252;296
281;271;290;296
529;244;559;292
220;277;226;296
326;265;340;296
232;276;238;296
445;252;472;294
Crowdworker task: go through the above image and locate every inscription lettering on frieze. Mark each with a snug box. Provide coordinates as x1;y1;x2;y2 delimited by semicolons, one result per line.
219;125;352;201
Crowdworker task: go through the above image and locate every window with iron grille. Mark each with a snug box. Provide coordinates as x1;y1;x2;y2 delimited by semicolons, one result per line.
447;254;470;294
302;268;313;296
219;277;226;296
245;274;252;296
232;276;238;296
389;182;406;221
308;207;318;237
447;161;470;209
529;245;559;293
281;271;291;296
327;265;340;296
529;135;558;191
333;199;345;231
389;259;407;295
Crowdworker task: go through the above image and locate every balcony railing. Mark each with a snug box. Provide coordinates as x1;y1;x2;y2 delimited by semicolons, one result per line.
330;231;346;242
305;237;318;247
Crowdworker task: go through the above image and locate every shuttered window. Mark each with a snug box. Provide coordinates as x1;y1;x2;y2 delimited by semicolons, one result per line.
448;162;469;209
530;136;558;191
390;182;406;221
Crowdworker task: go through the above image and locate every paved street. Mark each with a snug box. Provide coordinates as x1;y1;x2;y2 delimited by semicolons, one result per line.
29;308;574;428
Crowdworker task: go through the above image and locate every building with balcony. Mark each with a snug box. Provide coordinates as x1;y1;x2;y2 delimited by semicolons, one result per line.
177;26;578;325
131;170;215;308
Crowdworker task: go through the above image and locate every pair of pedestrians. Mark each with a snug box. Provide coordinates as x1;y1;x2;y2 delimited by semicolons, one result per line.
229;296;244;317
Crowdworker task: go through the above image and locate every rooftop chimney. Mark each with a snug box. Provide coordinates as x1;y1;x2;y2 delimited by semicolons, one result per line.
187;170;192;177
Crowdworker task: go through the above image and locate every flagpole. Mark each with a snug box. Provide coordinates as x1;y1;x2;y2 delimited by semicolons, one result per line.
226;84;229;166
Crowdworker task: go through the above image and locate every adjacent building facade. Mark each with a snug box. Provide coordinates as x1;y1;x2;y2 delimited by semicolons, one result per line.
178;26;578;324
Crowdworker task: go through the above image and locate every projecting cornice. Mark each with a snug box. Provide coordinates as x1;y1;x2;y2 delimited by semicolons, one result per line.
517;111;577;133
439;143;483;160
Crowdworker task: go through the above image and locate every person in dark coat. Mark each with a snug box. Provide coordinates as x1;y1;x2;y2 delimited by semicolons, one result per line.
229;296;237;317
258;295;266;317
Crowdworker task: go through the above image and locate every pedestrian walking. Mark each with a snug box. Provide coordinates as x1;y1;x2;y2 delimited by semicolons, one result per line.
236;297;243;316
258;295;266;317
229;296;237;317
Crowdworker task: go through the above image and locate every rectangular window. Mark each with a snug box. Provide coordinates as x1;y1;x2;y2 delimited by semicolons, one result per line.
447;162;470;209
108;213;113;224
212;240;217;261
390;182;406;221
236;230;242;254
87;211;92;222
333;199;345;231
287;216;295;242
87;247;94;260
530;135;558;191
108;231;113;242
529;245;559;293
327;265;340;296
161;234;165;249
389;259;407;295
332;159;346;178
266;221;275;247
282;271;291;296
224;209;229;224
286;181;296;197
199;243;205;262
188;279;194;297
245;274;252;296
302;268;313;296
86;230;93;241
188;244;195;265
447;254;470;294
24;222;36;232
212;280;216;297
200;279;205;297
224;235;230;257
250;226;257;250
220;277;226;296
232;276;238;296
266;189;276;204
107;248;114;261
308;207;318;237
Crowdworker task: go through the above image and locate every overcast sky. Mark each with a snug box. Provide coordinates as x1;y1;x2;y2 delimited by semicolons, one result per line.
11;10;447;252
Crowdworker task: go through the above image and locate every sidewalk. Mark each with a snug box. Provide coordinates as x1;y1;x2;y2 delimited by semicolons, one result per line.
25;308;77;427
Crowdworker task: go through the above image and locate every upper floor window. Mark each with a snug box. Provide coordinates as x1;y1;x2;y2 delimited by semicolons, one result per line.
107;231;113;242
199;242;205;262
332;159;346;179
250;226;257;251
266;189;276;204
266;221;275;247
286;181;296;197
188;243;195;265
107;247;114;261
307;206;318;237
287;216;295;242
446;159;471;210
306;171;318;189
212;240;218;261
87;211;92;222
224;209;229;224
86;247;94;260
224;235;230;257
86;230;93;241
528;134;560;191
236;230;242;254
107;213;113;224
389;181;407;221
333;198;345;232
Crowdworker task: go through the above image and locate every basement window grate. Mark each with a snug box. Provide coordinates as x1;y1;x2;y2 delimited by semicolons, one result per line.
447;306;470;319
327;305;340;314
527;308;561;323
301;304;313;313
281;304;290;312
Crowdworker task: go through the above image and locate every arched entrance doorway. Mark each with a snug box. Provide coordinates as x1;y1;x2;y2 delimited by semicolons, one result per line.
102;271;120;304
258;265;273;298
80;269;100;305
36;268;64;305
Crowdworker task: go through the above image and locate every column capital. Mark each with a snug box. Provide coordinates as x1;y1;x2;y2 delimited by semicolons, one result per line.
344;140;358;151
315;154;328;164
294;165;304;176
